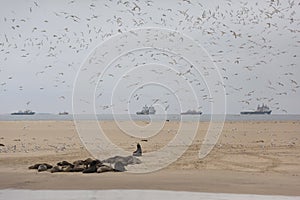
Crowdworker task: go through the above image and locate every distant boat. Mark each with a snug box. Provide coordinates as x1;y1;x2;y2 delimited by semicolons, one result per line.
181;109;202;115
240;104;272;115
59;111;69;115
11;110;35;115
136;105;156;115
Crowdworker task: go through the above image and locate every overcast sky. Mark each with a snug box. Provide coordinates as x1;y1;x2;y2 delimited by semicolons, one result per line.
0;0;299;114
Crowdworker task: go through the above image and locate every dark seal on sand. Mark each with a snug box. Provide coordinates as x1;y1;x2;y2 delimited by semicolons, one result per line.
82;160;102;173
50;166;63;173
133;143;142;156
57;160;74;167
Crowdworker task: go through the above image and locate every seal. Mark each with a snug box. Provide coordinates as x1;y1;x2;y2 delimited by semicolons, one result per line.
70;166;85;172
50;165;63;173
102;155;141;166
126;155;142;165
82;160;100;173
71;160;85;172
29;163;52;170
63;165;74;172
114;161;126;172
73;160;84;166
97;165;114;173
37;164;48;172
82;158;94;169
57;160;74;167
133;143;142;156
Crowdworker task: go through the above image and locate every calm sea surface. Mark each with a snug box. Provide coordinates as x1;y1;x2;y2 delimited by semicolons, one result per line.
0;114;300;122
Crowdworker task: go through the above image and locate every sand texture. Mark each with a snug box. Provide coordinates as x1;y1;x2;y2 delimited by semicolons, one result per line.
0;120;299;195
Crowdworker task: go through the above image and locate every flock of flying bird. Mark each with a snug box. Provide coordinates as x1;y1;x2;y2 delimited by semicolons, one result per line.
0;0;299;114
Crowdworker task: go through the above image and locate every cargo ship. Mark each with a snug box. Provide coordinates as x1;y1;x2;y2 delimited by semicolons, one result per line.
240;104;272;115
181;109;202;115
136;105;156;115
11;110;35;115
59;111;69;115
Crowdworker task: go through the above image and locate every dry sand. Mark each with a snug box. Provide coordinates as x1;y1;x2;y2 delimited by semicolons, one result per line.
0;120;299;196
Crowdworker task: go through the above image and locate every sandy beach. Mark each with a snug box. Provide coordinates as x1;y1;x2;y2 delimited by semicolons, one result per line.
0;120;300;196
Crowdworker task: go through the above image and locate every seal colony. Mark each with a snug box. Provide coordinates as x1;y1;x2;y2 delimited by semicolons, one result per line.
28;144;142;173
29;155;142;173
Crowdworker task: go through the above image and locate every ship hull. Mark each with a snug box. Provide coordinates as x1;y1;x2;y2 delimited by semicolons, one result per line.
11;112;35;115
240;111;271;115
59;112;69;115
180;112;202;115
136;112;155;115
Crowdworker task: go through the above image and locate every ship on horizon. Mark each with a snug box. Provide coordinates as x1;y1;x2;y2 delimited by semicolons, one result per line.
180;109;202;115
136;105;156;115
240;104;272;115
59;111;69;115
11;110;35;115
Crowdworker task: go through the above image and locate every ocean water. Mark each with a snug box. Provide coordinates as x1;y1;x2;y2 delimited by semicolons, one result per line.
0;113;300;122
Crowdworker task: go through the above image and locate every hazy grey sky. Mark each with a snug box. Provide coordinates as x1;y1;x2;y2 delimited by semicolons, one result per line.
0;0;299;114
